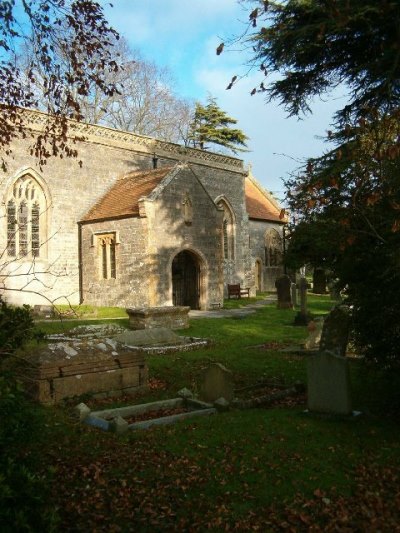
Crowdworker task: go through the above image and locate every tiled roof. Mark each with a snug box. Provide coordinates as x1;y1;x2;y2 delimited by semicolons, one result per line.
81;167;173;223
245;177;285;223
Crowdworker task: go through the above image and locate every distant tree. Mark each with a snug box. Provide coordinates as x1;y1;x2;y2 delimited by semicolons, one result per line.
17;33;193;145
188;96;248;154
0;0;121;169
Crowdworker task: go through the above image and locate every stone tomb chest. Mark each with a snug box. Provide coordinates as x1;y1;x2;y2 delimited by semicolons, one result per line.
126;306;190;330
15;338;148;404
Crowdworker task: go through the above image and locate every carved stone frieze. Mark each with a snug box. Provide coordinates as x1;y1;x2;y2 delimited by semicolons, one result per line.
21;108;244;173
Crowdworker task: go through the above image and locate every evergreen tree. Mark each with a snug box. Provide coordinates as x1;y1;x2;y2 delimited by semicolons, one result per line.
221;0;400;365
189;97;248;154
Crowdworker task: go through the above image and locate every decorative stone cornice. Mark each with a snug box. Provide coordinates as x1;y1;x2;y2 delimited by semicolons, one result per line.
22;108;245;173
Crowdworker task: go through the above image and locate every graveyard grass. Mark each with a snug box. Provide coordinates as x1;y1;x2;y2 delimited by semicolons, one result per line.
6;294;400;531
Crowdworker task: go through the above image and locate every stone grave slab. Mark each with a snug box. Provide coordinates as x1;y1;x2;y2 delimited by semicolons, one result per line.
307;352;352;415
115;327;185;347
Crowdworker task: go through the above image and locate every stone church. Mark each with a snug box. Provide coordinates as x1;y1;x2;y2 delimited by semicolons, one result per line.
1;109;285;310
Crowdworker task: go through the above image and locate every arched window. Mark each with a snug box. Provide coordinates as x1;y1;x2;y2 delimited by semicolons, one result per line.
6;175;47;259
265;229;282;267
97;234;116;279
216;198;235;261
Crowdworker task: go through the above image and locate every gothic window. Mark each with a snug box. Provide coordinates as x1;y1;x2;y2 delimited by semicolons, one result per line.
97;233;116;280
6;175;47;259
217;198;235;261
265;229;283;267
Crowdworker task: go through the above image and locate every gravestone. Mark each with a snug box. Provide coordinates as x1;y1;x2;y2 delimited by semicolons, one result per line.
291;282;298;307
198;363;234;403
307;352;352;415
294;277;310;325
319;305;350;357
313;268;327;294
275;275;293;309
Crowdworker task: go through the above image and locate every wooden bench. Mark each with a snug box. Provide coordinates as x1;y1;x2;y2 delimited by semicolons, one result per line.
227;284;250;299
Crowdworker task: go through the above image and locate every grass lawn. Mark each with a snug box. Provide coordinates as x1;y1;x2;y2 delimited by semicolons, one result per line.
4;294;400;531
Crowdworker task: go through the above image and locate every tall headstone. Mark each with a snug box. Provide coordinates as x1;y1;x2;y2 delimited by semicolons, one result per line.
291;282;298;307
319;305;350;357
198;363;234;403
307;352;352;415
299;277;308;315
275;275;293;309
294;277;310;325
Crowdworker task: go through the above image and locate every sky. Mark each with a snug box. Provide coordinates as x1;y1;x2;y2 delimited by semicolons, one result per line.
103;0;346;200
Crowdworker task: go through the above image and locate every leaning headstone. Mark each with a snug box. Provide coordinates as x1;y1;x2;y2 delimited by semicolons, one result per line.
275;275;293;309
319;305;350;357
198;363;234;403
313;268;327;294
307;352;352;415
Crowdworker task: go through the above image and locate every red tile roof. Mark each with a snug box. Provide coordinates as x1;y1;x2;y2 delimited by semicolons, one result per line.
81;167;173;223
245;177;285;223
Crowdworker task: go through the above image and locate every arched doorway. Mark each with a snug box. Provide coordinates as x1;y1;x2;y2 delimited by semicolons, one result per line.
172;250;201;309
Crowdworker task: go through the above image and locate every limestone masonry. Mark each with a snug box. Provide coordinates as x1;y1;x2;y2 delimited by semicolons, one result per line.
1;109;285;309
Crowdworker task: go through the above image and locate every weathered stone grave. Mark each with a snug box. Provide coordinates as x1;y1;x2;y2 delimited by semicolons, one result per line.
198;363;234;403
307;352;352;415
126;306;190;330
14;338;148;404
294;277;310;325
291;282;298;307
77;389;217;434
275;275;293;309
304;317;324;350
114;327;210;355
319;305;350;357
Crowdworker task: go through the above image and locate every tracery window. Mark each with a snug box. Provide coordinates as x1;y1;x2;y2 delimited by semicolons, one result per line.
6;175;47;259
217;198;235;260
97;233;116;280
264;229;283;267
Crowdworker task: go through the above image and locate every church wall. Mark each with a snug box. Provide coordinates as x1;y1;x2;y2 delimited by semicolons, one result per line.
249;219;285;291
1;114;250;306
189;164;254;294
144;167;224;309
80;217;149;308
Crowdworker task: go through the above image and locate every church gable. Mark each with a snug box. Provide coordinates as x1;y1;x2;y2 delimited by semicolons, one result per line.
245;175;285;223
81;166;174;223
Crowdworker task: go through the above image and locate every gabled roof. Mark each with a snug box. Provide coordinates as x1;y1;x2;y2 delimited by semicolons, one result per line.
245;173;286;223
80;166;174;223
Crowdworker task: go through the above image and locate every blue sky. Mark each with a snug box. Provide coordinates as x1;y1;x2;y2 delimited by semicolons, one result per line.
103;0;346;200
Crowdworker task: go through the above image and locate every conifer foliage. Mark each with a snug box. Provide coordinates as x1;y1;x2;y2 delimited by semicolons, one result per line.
189;97;248;154
222;0;400;364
